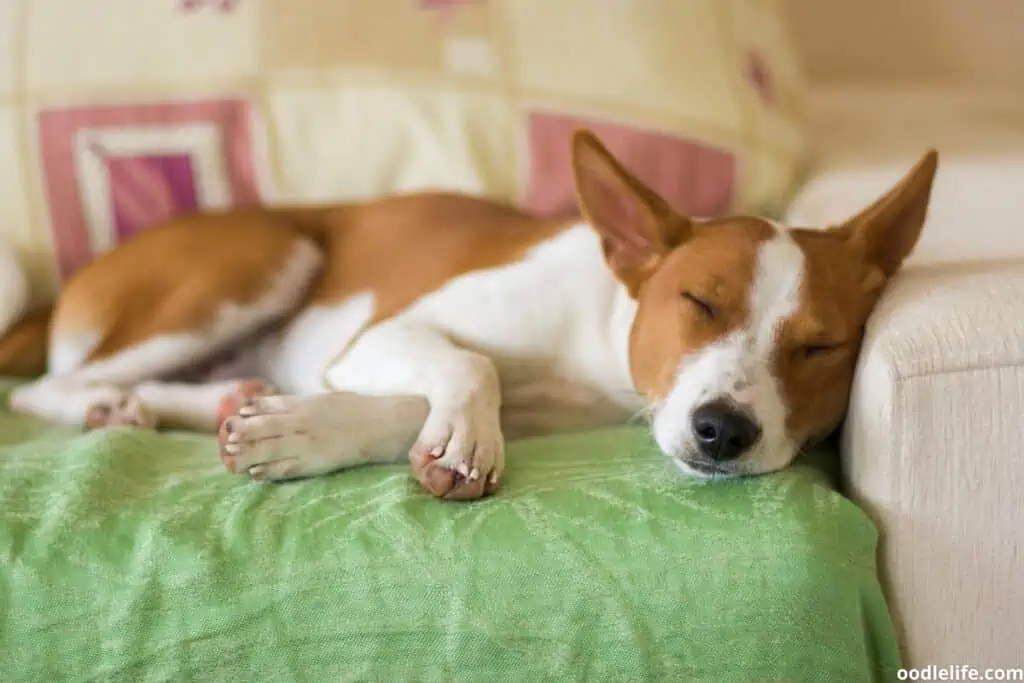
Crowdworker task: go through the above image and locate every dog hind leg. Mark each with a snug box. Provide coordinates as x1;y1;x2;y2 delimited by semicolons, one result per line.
9;231;322;430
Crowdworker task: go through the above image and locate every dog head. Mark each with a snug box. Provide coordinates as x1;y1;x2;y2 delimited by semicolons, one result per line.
571;131;938;478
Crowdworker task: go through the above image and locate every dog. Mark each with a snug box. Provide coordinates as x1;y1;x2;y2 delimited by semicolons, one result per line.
0;131;938;500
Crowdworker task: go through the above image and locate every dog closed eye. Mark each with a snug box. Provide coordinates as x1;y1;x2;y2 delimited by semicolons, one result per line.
800;342;844;359
681;292;717;320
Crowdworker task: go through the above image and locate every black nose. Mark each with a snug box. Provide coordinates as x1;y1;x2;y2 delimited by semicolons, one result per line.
691;400;762;461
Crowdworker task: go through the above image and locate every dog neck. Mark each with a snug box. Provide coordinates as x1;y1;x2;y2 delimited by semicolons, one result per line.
562;224;645;414
606;275;641;405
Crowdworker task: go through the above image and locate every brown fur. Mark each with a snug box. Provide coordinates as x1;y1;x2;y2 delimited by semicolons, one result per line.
53;208;319;362
626;218;776;399
781;148;938;442
571;129;938;449
303;194;567;320
0;305;51;377
0;195;566;376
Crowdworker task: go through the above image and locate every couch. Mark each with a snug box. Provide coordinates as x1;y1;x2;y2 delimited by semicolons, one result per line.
1;1;1018;680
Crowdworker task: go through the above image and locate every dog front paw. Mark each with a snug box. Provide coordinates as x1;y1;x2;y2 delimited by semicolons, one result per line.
218;393;358;481
217;391;400;481
410;409;505;501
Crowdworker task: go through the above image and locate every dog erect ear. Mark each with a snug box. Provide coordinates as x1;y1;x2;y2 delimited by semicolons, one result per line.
837;149;939;277
571;130;690;293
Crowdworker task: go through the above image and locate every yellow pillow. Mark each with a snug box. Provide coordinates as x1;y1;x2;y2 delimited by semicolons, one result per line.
0;0;806;302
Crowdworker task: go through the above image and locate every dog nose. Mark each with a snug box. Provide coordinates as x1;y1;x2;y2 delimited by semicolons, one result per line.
691;400;762;461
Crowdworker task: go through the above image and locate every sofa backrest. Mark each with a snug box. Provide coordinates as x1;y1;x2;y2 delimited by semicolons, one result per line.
0;0;807;303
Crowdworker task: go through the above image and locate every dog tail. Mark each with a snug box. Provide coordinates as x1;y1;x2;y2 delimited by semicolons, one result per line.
0;305;51;377
0;246;49;378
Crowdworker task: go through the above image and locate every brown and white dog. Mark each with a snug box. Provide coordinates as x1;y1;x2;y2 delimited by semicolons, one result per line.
0;132;938;500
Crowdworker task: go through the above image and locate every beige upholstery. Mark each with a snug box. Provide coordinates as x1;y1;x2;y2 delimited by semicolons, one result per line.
785;86;1024;669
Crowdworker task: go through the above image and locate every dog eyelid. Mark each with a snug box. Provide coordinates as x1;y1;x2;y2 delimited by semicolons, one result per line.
801;340;846;358
681;291;716;319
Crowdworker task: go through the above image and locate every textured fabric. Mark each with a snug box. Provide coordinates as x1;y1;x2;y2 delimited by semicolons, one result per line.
0;388;900;682
784;86;1024;266
785;87;1024;669
840;265;1024;671
0;0;806;304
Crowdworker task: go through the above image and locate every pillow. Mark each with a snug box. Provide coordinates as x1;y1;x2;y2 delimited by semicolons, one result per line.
0;0;807;303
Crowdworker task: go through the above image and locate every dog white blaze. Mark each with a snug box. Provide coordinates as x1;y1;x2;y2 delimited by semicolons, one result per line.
653;225;806;475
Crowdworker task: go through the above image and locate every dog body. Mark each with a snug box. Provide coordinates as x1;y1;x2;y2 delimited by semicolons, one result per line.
1;134;938;499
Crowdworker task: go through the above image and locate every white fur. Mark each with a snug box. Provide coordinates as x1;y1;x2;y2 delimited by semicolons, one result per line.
329;321;506;483
11;334;227;426
373;224;641;433
225;225;643;482
135;380;250;432
654;224;806;476
266;295;375;395
49;331;101;376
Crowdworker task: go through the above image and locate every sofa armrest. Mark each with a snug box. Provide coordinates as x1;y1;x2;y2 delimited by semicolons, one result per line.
840;262;1024;668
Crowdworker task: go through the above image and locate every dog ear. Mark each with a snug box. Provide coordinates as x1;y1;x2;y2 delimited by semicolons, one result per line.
835;149;939;277
571;130;690;293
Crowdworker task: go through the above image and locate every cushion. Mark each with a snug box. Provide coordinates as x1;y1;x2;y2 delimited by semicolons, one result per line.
0;384;900;682
0;0;806;304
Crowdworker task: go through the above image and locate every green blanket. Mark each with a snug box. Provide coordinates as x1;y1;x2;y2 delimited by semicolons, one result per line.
0;387;900;682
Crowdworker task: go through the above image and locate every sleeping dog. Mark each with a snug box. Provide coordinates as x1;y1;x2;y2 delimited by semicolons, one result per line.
1;131;938;500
